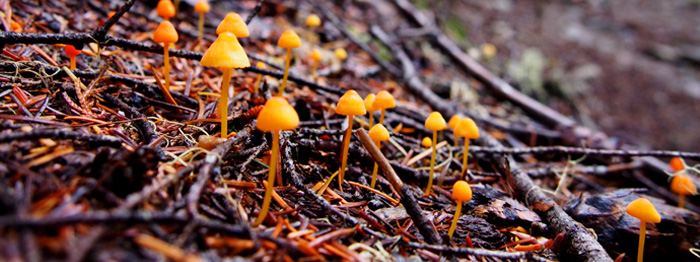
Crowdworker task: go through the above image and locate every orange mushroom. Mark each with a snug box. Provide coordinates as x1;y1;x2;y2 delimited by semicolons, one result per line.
363;94;376;126
626;198;661;262
64;45;81;70
372;90;395;125
422;137;432;148
306;14;321;28
335;90;366;190
253;97;300;226
156;0;176;20
335;48;348;61
670;157;686;173
253;61;266;94
447;114;463;146
368;124;390;189
154;20;178;93
11;21;22;33
276;29;301;96
200;32;250;138
448;180;472;240
194;0;210;43
671;174;697;208
216;12;249;38
424;112;446;196
309;49;322;81
453;117;480;177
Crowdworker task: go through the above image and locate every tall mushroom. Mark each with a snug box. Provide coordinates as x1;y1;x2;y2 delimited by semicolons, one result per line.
200;32;250;138
453;117;479;177
216;12;249;38
156;0;176;20
368;124;390;189
276;30;301;96
364;93;376;126
335;90;366;190
424;112;446;196
253;97;299;226
447;114;463;146
626;198;661;262
309;49;322;81
153;21;178;93
448;180;472;240
671;174;696;208
372;90;395;125
194;0;210;44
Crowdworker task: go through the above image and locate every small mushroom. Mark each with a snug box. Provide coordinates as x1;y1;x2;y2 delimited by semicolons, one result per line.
671;174;697;208
277;30;301;96
372;90;396;125
368;124;390;189
448;180;472;240
670;157;686;173
335;90;366;190
306;14;321;28
156;0;176;20
334;48;348;61
421;137;432;148
253;61;266;94
253;97;300;226
63;45;81;70
424;112;446;196
194;0;210;43
447;114;463;146
309;49;322;81
216;12;249;38
153;21;178;93
626;198;661;262
453;117;479;177
363;93;376;126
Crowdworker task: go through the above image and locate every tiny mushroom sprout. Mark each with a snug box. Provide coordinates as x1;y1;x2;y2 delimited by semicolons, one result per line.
64;45;81;70
276;29;301;96
422;137;432;148
194;0;210;43
671;174;696;208
448;180;472;240
253;61;266;94
217;12;249;38
363;93;376;126
156;0;176;20
309;49;322;81
454;117;480;177
372;90;396;125
626;198;661;262
253;97;300;227
368;124;390;189
424;112;447;196
200;32;250;138
306;14;321;28
335;90;366;190
153;20;178;93
335;48;348;61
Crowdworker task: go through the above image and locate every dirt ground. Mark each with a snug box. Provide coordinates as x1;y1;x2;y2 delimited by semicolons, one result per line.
439;0;700;152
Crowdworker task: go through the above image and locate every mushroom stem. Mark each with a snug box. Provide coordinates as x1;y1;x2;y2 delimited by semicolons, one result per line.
425;130;438;196
219;68;232;138
379;109;386;125
370;139;380;189
462;139;470;177
197;13;205;43
448;200;462;240
254;73;262;94
163;45;171;91
278;48;292;96
368;112;374;127
338;115;354;191
678;194;685;208
312;60;319;81
253;131;280;227
69;56;76;70
637;221;646;262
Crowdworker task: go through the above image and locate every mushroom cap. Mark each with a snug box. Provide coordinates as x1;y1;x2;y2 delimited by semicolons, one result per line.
64;45;81;57
452;180;472;202
670;157;685;173
626;198;661;223
372;91;396;110
335;90;366;116
277;29;301;49
369;124;390;142
425;112;446;131
256;61;266;69
422;137;432;148
200;32;250;68
454;117;479;139
335;48;348;60
156;0;176;20
671;174;697;196
448;114;463;129
363;94;376;112
194;0;210;13
305;14;321;27
256;97;300;132
310;49;322;62
216;12;249;38
153;20;179;44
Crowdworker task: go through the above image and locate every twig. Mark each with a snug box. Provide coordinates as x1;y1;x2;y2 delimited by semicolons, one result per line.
470;145;700;160
0;129;121;148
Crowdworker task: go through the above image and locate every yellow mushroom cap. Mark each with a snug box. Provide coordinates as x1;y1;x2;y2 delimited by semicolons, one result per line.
335;48;348;60
156;0;176;20
448;115;463;129
216;12;249;38
200;32;250;68
670;157;685;173
452;180;472;202
454;117;479;139
194;0;210;13
364;94;376;112
671;174;697;196
481;43;497;58
277;29;301;49
310;49;322;62
335;90;366;116
372;91;396;110
626;198;661;223
256;61;266;69
369;124;390;142
256;97;300;132
425;112;446;131
306;14;321;27
153;20;179;44
422;137;432;148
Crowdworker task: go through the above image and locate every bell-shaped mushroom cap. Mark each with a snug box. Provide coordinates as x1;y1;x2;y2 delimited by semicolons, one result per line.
448;114;463;129
256;61;266;69
369;124;390;142
156;0;176;20
425;112;446;131
153;20;179;44
372;91;396;110
256;97;300;132
671;174;697;196
216;12;249;38
194;0;210;13
306;14;321;27
670;157;685;173
335;90;366;116
452;180;472;202
310;49;322;62
364;94;376;112
277;29;301;49
200;32;250;68
626;198;661;223
334;48;348;60
422;137;432;148
454;117;479;139
64;45;81;56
